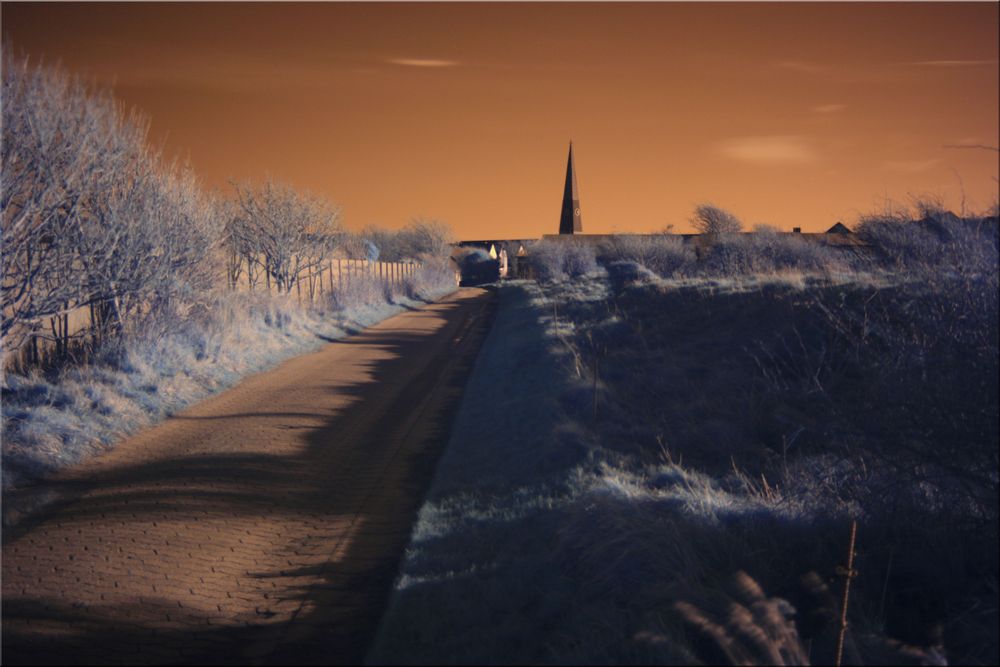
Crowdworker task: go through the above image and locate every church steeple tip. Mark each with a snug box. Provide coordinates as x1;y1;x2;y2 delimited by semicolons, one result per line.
559;142;582;234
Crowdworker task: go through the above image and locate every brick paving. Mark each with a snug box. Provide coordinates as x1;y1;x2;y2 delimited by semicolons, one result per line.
2;288;496;665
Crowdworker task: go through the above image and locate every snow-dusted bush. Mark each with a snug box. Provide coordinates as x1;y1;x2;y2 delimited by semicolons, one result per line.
353;218;455;263
403;262;456;301
230;178;342;294
2;54;457;371
2;54;222;359
601;234;696;278
857;203;998;277
595;231;850;282
397;217;455;261
691;202;743;234
563;244;600;278
354;225;403;262
700;230;846;276
529;239;600;281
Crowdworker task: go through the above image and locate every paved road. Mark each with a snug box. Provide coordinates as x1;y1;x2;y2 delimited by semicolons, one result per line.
2;288;495;665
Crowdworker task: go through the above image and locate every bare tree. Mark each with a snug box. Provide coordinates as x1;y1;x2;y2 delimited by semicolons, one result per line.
358;225;403;262
691;203;744;235
355;219;453;265
398;217;454;261
1;55;117;354
231;178;342;294
2;54;222;361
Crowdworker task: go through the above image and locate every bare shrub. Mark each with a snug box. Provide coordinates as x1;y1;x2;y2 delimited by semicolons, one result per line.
2;55;128;354
223;196;266;290
77;160;221;339
530;240;600;281
753;224;782;234
348;219;454;267
397;217;454;262
852;206;999;506
327;274;387;311
809;278;999;520
700;231;845;277
602;235;696;278
857;201;998;276
357;226;403;262
692;203;744;235
403;262;457;300
2;54;221;361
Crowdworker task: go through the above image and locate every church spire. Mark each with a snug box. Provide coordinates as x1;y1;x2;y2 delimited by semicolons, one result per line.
559;142;582;234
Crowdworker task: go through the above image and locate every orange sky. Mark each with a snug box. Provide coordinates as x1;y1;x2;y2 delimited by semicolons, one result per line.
3;2;998;238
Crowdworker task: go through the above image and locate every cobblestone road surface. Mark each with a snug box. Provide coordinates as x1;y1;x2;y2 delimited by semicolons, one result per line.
2;288;495;665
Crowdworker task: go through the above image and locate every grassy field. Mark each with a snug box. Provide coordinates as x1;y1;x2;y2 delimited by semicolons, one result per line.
373;210;997;665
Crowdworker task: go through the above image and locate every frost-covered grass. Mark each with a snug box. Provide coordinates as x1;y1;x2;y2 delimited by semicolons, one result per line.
370;282;833;664
373;209;996;663
539;271;996;663
1;268;456;502
371;262;996;664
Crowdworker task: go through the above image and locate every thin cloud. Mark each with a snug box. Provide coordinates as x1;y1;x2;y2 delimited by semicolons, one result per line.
882;159;940;173
715;135;819;166
943;143;999;153
387;58;459;68
813;104;846;114
909;60;998;67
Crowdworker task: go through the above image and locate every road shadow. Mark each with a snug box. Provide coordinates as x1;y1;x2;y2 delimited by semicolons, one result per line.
2;289;497;665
